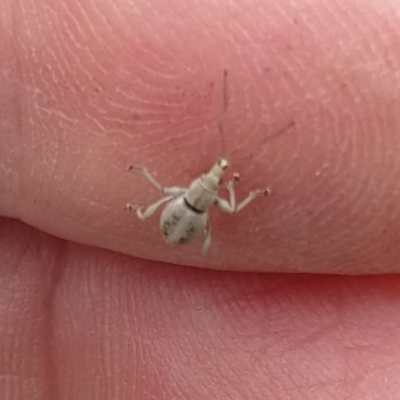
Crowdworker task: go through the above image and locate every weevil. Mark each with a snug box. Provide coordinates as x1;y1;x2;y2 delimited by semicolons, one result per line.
124;160;269;254
124;70;294;253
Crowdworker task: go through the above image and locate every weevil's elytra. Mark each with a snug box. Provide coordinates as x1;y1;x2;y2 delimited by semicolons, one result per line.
184;197;204;214
160;196;208;245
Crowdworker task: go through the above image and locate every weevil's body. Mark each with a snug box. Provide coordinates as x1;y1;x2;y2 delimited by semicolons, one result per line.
159;158;228;248
125;157;268;254
160;196;208;244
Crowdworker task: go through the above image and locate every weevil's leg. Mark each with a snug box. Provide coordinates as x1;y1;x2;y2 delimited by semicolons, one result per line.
202;222;212;254
125;196;173;220
215;174;240;213
163;187;187;197
127;165;164;192
236;189;270;212
127;165;186;197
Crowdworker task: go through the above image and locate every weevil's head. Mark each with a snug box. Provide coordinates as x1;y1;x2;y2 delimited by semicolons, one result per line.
217;157;229;170
200;157;230;192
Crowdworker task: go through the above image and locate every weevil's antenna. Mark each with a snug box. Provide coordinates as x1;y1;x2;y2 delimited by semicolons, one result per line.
218;70;296;162
231;119;296;162
263;119;296;143
218;69;229;158
223;69;228;113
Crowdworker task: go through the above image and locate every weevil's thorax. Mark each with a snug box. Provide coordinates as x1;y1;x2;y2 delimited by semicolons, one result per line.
185;157;229;212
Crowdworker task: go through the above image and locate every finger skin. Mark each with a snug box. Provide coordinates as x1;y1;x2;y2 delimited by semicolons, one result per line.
1;217;400;400
1;0;400;272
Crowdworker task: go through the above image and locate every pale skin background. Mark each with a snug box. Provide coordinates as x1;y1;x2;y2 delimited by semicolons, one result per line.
1;0;400;398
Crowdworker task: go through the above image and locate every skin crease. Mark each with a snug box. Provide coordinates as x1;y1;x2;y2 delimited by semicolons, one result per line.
1;0;400;398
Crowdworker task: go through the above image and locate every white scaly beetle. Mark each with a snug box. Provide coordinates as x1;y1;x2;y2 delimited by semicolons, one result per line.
125;71;293;253
124;158;269;254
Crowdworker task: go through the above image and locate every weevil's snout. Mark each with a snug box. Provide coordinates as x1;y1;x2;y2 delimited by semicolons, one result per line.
209;157;229;179
200;158;229;191
218;157;229;170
